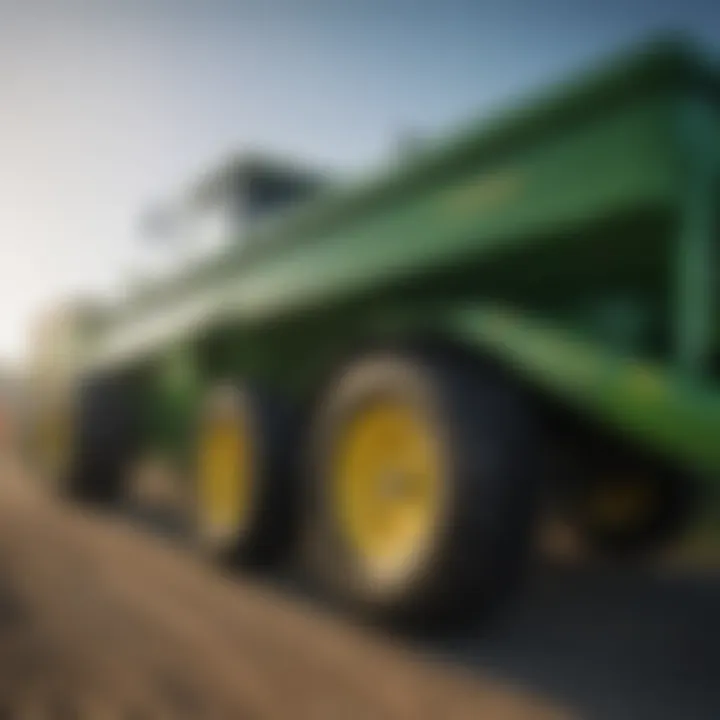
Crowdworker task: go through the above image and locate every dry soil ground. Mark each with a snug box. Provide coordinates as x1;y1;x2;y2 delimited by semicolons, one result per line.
0;457;570;720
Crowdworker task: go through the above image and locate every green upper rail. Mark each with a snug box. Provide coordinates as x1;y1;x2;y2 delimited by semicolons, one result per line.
119;36;717;316
89;36;719;371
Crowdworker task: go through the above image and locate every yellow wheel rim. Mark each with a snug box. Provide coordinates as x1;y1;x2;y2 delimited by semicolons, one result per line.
333;400;442;578
197;413;252;542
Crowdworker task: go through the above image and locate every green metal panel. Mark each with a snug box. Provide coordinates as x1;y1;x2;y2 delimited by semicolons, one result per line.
673;93;719;376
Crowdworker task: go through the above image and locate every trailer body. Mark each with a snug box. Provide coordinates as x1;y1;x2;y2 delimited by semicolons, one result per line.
72;40;719;485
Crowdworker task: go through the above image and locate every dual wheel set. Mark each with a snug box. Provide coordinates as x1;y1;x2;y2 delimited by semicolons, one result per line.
41;349;693;629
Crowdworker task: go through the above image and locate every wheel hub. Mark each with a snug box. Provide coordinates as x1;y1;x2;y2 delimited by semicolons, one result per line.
333;400;442;577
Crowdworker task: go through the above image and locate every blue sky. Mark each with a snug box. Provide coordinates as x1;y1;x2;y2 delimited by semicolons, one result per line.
0;0;718;360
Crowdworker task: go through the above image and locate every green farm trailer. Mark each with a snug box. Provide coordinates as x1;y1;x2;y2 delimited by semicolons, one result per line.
34;38;720;626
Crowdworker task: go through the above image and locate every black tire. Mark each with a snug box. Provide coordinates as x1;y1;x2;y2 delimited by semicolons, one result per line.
193;382;297;567
305;350;540;629
65;375;137;505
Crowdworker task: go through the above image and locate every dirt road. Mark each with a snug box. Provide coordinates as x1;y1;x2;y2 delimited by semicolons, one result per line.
0;460;569;720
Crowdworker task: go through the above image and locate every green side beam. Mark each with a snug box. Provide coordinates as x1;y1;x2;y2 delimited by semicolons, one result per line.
445;304;720;478
675;93;717;377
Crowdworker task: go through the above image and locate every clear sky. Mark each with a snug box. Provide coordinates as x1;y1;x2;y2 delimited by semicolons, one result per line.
0;0;718;362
